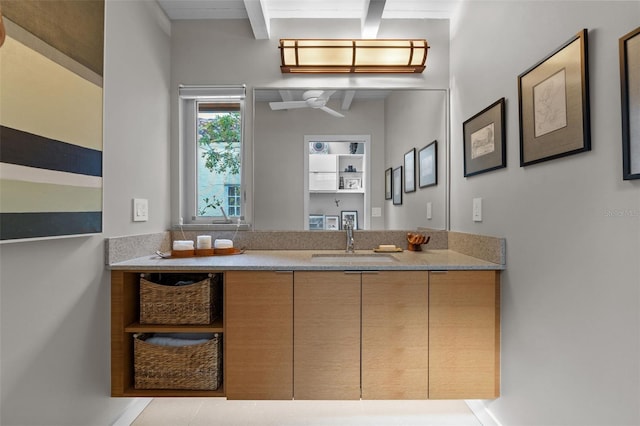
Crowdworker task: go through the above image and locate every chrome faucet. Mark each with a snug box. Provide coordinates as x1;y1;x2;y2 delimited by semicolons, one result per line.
345;219;355;253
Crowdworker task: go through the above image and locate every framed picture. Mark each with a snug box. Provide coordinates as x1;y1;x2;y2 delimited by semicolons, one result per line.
620;26;640;180
404;148;416;193
341;211;358;230
463;98;506;177
384;167;392;199
392;166;403;205
309;214;324;230
419;140;438;187
518;29;590;166
344;177;361;190
325;215;340;230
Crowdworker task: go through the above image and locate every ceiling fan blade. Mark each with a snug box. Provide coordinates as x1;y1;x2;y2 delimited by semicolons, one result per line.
269;101;309;110
320;106;344;118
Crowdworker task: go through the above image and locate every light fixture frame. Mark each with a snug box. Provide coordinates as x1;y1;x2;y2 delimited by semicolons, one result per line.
279;38;429;74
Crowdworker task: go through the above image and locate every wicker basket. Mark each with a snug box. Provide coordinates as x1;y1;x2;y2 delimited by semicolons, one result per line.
134;333;222;390
139;274;219;325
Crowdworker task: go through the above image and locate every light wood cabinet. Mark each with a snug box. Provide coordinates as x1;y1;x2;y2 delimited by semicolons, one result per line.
361;271;429;399
293;271;361;399
225;271;293;399
111;267;500;400
428;270;501;399
110;271;224;397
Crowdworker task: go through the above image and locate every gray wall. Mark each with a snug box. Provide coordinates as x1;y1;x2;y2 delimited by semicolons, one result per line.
450;2;640;424
0;1;171;424
385;90;447;229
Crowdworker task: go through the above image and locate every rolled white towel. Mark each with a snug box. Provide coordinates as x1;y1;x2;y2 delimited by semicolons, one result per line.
214;239;233;249
172;240;194;251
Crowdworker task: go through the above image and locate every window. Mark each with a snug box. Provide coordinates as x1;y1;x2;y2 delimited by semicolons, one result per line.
179;85;245;224
226;185;241;216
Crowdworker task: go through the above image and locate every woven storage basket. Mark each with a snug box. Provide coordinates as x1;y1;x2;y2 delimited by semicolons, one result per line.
134;333;222;390
140;274;218;325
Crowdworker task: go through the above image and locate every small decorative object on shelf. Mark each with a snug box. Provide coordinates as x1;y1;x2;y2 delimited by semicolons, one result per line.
407;233;430;251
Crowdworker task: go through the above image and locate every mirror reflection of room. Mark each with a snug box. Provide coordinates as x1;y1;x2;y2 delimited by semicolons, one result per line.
253;89;448;231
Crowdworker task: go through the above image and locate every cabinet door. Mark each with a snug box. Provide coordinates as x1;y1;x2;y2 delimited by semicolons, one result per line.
309;172;337;191
225;271;293;399
309;154;337;172
294;271;361;399
428;270;500;399
361;271;429;399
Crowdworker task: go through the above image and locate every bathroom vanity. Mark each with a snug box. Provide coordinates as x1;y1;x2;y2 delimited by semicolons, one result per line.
109;233;504;401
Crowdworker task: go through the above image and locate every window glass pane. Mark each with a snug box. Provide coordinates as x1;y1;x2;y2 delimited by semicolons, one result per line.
196;102;242;218
226;185;240;216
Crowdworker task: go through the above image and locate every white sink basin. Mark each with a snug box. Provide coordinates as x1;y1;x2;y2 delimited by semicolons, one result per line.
310;253;398;263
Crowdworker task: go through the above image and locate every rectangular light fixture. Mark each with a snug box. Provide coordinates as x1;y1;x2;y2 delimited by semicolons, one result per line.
279;39;429;74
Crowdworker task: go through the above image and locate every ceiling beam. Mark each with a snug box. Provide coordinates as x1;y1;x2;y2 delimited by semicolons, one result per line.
244;0;270;39
341;90;356;111
278;90;294;102
361;0;386;38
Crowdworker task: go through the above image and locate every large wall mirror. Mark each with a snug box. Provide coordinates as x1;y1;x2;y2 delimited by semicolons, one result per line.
252;88;448;231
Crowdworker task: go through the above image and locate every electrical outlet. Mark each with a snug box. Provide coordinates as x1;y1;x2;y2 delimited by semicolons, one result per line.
473;197;482;222
133;198;148;222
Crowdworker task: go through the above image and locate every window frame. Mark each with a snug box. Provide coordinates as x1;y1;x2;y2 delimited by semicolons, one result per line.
177;85;247;226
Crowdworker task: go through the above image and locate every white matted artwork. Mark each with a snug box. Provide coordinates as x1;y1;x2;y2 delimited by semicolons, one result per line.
324;215;340;230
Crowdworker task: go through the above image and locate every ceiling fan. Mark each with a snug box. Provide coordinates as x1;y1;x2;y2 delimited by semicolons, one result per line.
269;90;344;118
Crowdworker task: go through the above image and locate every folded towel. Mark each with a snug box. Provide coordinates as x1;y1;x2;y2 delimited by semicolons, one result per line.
145;336;210;347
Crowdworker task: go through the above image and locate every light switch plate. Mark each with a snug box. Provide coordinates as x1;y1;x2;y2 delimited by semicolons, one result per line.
426;202;432;220
133;198;148;222
372;207;382;217
473;198;482;222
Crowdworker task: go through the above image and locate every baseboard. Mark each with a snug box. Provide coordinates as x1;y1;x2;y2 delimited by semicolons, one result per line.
465;400;501;426
111;398;153;426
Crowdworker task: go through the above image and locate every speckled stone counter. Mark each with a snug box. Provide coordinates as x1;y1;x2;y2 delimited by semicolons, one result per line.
106;229;505;271
108;248;503;271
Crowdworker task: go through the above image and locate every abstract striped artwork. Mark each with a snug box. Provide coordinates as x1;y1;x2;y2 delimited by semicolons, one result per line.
0;16;103;242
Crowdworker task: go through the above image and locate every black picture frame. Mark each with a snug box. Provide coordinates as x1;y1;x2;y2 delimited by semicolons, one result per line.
419;140;437;187
384;167;392;199
404;148;416;193
518;29;590;167
463;98;506;177
340;210;358;230
620;26;640;180
392;166;403;205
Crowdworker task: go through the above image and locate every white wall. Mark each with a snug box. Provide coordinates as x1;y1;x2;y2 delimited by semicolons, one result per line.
0;1;171;424
450;2;640;424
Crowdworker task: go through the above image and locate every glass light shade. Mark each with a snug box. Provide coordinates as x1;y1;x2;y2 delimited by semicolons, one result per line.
279;39;428;73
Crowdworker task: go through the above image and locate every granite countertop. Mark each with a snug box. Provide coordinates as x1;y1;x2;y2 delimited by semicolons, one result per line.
108;249;504;271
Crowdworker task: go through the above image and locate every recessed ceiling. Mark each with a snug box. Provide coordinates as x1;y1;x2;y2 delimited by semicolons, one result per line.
157;0;458;38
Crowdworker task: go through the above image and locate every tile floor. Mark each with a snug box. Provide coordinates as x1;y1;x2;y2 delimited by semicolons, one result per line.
131;398;482;426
